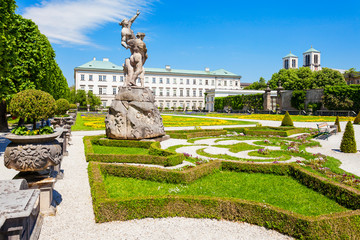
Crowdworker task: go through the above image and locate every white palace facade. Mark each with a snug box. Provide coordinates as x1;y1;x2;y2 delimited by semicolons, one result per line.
74;58;242;110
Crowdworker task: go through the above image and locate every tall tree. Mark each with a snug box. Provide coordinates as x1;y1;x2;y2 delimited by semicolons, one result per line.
344;68;358;84
244;77;267;90
0;0;17;131
268;67;345;90
0;13;69;130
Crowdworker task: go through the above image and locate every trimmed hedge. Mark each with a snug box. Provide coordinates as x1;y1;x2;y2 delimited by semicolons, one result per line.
340;121;357;153
167;129;227;139
88;161;360;239
335;116;341;132
214;94;264;111
84;135;184;167
354;112;360;125
281;111;294;127
224;126;305;137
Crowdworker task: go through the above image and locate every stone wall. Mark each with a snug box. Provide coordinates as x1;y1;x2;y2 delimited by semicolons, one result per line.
279;89;325;110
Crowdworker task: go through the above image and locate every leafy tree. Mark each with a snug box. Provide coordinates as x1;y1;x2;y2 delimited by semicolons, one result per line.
244;77;267;90
340;121;357;153
344;68;358;85
312;68;346;89
0;13;69;130
268;67;345;90
0;0;17;131
68;87;76;104
87;91;102;108
9;89;56;129
55;98;70;115
291;90;306;110
75;90;87;106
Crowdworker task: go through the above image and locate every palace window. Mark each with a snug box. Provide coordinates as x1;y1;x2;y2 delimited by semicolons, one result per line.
99;75;102;81
186;89;190;97
89;75;93;81
180;79;184;84
152;77;156;83
113;76;116;82
199;79;202;85
120;76;124;82
292;59;296;68
166;89;170;96
173;78;177;84
180;89;183;97
211;80;214;85
199;90;203;97
81;74;85;81
193;90;196;97
159;78;163;84
103;75;107;81
205;80;208;85
193;79;196;84
173;89;177;96
113;87;116;95
166;78;170;84
186;79;190;85
159;88;163;96
314;55;318;64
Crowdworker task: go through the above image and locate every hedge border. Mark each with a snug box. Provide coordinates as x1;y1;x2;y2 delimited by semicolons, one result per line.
224;127;306;137
88;160;360;239
167;129;227;139
84;135;184;167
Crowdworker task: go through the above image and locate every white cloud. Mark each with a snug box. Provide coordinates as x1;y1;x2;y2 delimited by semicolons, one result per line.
23;0;152;45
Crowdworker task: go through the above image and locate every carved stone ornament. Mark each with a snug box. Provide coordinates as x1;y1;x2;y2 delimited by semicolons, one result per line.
106;86;165;140
4;141;62;171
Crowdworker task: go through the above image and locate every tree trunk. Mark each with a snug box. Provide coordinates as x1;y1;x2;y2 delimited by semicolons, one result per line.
0;100;9;132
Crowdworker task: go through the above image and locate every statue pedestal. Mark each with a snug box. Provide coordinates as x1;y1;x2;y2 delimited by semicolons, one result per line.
106;87;166;140
14;171;57;216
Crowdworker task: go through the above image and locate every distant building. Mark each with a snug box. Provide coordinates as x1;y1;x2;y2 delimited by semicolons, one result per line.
282;46;321;71
74;58;242;109
240;82;251;89
344;71;360;85
283;52;298;69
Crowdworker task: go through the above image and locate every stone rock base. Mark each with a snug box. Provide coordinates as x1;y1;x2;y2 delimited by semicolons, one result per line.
105;87;166;140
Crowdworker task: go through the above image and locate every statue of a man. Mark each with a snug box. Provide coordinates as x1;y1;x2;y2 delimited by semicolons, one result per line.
119;10;140;49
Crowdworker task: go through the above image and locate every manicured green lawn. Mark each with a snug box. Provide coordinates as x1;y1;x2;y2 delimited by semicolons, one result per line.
104;171;348;216
92;145;149;155
247;150;292;161
215;142;262;152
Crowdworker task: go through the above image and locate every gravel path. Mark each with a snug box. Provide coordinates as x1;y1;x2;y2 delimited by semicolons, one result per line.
1;118;359;240
36;132;294;240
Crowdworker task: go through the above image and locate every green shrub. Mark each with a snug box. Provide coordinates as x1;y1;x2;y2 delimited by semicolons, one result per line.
291;90;306;110
354;112;360;124
335;116;341;132
55;98;70;115
214;94;263;111
167;129;227;139
281;111;294;126
69;103;77;109
340;121;357;153
323;85;360;112
9;89;56;129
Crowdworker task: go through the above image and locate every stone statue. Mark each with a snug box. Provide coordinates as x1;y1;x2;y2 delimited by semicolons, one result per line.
119;10;147;87
105;11;166;140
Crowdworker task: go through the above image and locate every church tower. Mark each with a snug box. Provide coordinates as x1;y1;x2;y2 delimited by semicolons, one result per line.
283;51;298;69
303;46;321;71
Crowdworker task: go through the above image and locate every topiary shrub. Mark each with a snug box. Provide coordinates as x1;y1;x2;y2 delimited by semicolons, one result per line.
281;111;294;127
9;89;56;129
354;112;360;125
340;121;357;153
69;103;77;110
335;116;341;132
55;98;70;115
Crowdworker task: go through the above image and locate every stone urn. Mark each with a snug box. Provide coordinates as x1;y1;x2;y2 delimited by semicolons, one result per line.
4;130;63;172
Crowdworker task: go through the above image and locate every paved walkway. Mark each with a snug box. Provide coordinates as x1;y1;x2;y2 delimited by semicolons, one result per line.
0;117;359;239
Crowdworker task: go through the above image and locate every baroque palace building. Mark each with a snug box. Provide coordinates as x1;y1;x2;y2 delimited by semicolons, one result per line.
74;58;242;109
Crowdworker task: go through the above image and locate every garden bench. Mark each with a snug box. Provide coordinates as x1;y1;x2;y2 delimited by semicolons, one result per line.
316;122;337;140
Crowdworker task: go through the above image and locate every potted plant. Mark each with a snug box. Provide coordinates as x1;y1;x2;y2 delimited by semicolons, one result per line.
4;89;62;171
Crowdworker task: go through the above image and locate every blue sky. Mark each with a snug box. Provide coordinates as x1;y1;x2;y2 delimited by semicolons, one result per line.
16;0;360;86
